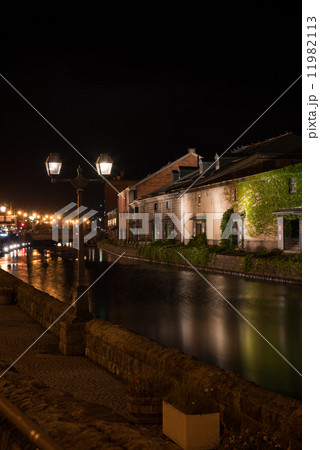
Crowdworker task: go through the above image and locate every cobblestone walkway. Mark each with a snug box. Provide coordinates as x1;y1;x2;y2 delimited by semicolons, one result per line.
0;304;179;448
0;305;128;417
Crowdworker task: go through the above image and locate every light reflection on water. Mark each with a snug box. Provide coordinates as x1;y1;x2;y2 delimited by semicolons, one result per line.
0;247;302;399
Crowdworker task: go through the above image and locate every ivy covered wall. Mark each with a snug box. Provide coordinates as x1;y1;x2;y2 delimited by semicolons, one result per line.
232;164;302;238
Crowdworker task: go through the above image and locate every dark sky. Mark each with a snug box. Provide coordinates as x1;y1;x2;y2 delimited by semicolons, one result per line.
0;8;301;211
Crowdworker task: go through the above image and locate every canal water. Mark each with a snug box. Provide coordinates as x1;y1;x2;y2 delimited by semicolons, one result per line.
0;246;302;400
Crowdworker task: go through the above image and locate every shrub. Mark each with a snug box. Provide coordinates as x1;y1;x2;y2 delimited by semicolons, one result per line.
138;241;211;266
188;233;207;247
242;254;254;272
270;248;283;256
288;253;302;263
219;235;238;252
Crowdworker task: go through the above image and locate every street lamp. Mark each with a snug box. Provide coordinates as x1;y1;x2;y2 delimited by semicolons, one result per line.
45;153;113;320
45;153;62;176
96;154;113;176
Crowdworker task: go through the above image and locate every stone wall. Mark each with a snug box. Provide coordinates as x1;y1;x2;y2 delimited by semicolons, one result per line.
209;254;301;282
16;285;74;337
99;242;302;283
85;319;301;449
0;269;73;336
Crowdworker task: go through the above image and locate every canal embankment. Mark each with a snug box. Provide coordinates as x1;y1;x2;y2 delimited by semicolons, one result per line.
98;241;302;284
0;268;302;449
85;319;301;449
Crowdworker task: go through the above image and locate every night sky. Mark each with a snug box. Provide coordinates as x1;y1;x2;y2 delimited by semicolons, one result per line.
0;8;301;211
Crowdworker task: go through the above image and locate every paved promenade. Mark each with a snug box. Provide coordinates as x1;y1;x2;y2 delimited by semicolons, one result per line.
0;304;178;449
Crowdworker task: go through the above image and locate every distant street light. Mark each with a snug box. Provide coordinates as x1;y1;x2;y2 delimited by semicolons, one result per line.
45;153;112;320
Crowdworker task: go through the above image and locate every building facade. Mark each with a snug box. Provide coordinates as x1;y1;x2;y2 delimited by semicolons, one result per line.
104;172;138;237
123;133;302;252
117;148;201;239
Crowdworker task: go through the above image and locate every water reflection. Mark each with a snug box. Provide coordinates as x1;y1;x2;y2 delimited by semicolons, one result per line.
0;247;302;399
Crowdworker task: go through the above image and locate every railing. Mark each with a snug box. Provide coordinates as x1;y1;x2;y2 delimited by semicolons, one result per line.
0;393;62;450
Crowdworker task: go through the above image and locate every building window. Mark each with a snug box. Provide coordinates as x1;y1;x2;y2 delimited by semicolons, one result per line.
198;194;201;206
164;222;173;239
234;187;238;201
154;203;158;211
289;178;296;194
165;201;170;210
134;206;139;213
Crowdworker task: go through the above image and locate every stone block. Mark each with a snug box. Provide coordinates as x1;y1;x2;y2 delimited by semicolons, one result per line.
0;287;14;305
221;406;241;432
286;409;302;441
59;320;86;355
240;397;262;422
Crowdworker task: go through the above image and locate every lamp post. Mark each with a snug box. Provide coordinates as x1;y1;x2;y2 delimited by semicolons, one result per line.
45;153;113;320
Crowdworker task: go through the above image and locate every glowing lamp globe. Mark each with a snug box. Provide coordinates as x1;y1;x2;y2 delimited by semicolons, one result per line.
96;154;113;176
45;153;62;176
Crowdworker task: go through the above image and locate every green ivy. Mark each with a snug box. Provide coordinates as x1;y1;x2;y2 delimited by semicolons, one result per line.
233;164;301;238
220;208;234;235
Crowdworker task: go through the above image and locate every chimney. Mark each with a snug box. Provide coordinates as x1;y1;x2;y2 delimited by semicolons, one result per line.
120;171;125;179
188;148;196;154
